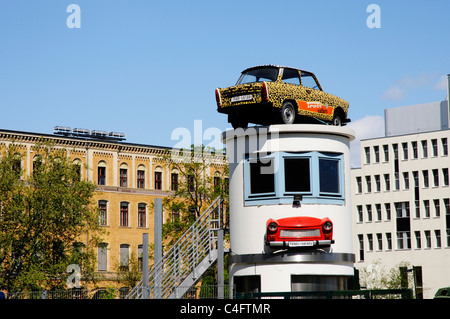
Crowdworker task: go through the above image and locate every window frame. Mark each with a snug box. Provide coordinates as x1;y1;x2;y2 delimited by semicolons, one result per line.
244;151;344;206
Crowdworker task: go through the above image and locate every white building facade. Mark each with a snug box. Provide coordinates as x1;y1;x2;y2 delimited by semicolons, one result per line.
351;105;450;298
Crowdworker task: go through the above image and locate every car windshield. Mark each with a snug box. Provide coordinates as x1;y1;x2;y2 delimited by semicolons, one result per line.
236;67;279;85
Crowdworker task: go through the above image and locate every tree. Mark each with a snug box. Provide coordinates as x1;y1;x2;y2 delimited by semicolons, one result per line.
159;145;228;247
359;259;412;290
0;142;105;292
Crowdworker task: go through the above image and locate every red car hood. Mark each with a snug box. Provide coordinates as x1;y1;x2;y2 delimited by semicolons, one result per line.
274;216;328;228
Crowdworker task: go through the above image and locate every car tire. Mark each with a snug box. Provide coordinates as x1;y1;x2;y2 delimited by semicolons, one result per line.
280;102;296;124
230;115;248;129
332;112;343;126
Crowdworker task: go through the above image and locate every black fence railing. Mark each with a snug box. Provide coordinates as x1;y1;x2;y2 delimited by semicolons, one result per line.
235;289;414;299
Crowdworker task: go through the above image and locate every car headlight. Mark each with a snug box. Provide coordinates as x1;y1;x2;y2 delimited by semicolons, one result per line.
268;222;278;232
323;221;333;231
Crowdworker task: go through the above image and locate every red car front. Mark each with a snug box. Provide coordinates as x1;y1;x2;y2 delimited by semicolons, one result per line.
265;216;334;248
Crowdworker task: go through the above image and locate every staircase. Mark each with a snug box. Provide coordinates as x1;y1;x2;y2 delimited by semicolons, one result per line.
126;197;224;299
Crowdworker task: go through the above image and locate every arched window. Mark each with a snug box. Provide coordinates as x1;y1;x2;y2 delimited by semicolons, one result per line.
120;163;128;187
98;160;107;185
98;200;108;226
138;203;147;228
137;164;146;189
120;244;130;270
154;166;163;190
120;201;129;227
97;243;108;271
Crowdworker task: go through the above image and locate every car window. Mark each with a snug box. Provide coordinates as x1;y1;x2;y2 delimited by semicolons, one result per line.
281;68;300;85
301;71;320;90
237;67;279;85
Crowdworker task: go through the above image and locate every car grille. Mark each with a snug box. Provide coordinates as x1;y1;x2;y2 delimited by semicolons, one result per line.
280;229;321;238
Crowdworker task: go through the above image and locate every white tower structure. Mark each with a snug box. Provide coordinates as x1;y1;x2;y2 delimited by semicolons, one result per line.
223;124;355;294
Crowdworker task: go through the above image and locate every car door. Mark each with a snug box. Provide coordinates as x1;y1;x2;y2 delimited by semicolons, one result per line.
299;71;334;120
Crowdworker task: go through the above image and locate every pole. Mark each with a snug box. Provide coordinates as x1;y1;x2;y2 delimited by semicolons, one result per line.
217;228;224;299
154;198;163;298
142;233;149;299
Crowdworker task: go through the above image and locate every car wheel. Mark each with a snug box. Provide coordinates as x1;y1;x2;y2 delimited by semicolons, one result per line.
281;102;296;124
332;112;343;126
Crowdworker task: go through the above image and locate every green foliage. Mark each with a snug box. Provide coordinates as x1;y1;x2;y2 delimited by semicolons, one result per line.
0;142;105;292
359;259;412;290
159;145;229;248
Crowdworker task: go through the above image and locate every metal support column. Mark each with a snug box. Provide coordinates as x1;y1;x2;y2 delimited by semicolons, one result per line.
142;233;149;299
154;198;163;298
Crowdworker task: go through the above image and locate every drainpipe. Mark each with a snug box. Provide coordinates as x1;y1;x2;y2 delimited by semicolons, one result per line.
447;74;450;128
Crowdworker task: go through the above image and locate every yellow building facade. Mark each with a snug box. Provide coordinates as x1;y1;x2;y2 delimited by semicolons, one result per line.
0;128;227;282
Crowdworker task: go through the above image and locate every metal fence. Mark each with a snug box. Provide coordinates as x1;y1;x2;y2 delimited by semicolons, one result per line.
3;285;234;300
235;289;414;299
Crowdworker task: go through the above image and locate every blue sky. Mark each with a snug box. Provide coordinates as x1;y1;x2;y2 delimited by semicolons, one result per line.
1;1;449;157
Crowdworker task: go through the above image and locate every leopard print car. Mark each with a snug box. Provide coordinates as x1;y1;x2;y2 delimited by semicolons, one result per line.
215;65;350;129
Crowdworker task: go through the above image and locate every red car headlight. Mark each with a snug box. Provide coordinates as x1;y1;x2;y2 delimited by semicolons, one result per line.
268;221;278;232
323;220;333;232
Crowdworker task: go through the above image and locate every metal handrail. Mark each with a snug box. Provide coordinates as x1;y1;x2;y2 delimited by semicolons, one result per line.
127;196;223;299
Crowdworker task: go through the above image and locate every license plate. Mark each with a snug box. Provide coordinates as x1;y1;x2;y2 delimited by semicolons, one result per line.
288;241;314;247
231;94;252;102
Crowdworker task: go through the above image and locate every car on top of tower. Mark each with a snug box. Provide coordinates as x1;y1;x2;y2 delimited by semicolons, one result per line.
215;65;350;129
265;216;334;249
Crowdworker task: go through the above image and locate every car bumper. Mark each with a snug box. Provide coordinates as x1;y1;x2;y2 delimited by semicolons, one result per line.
267;240;334;248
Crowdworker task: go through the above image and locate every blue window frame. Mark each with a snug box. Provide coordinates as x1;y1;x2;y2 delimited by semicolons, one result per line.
244;152;344;206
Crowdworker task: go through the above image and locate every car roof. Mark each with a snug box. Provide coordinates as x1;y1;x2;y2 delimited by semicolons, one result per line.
241;65;314;75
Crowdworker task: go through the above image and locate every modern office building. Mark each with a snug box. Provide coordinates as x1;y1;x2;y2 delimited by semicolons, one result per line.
351;97;450;298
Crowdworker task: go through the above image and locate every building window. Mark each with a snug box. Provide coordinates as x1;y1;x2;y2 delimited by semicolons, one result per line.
366;204;372;222
385;203;391;221
138;203;146;228
443;168;449;186
98;166;106;185
432;169;439;187
365;176;371;193
435;230;442;248
412;141;418;159
375;175;381;192
120;202;129;227
425;230;431;248
402;142;408;160
137;169;145;189
386;233;392;250
424;200;430;218
442;138;448;156
244;151;344;206
98;200;108;226
376;204;382;221
357;205;363;223
374;146;379;163
356;177;362;194
383;145;389;162
384;174;390;191
120;244;130;271
120;168;128;187
421;140;428;158
98;243;108;271
397;232;411;250
434;199;440;217
403;172;409;190
422;170;429;188
367;234;373;251
415;231;421;249
376;233;383;251
432;139;438;157
364;147;370;164
358;234;364;261
171;172;179;191
154;171;162;190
